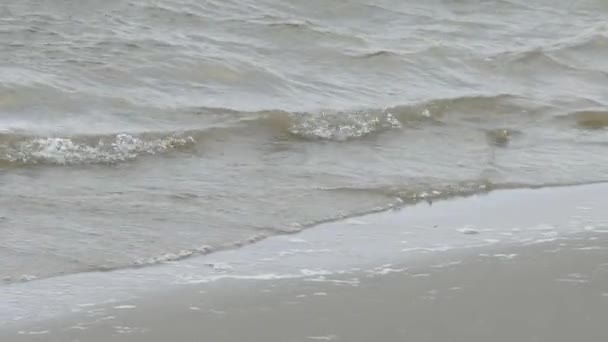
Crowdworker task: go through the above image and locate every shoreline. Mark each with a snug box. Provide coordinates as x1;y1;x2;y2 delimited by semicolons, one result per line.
2;183;608;340
2;181;602;287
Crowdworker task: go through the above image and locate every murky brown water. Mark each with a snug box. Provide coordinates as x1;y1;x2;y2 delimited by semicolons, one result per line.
1;0;608;282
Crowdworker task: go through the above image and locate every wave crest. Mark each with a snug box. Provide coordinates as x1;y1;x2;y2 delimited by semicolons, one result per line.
1;133;195;166
0;94;530;165
568;110;608;129
257;94;517;141
283;110;402;141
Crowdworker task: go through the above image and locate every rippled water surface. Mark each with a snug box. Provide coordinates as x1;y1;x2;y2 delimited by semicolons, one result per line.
1;0;608;282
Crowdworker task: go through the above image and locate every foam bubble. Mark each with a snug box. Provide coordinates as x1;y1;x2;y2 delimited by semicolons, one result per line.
3;133;194;165
287;110;401;141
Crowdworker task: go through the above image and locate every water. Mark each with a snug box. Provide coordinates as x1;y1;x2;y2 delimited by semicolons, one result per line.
1;0;607;283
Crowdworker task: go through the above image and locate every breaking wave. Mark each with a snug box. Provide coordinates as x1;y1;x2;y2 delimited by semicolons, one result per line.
281;109;403;141
250;94;525;141
0;94;535;166
0;132;195;166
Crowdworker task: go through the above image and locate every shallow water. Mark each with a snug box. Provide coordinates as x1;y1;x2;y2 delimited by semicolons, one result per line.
1;0;608;282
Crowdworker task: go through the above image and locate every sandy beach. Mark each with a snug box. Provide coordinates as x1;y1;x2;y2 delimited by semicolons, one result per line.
2;184;607;342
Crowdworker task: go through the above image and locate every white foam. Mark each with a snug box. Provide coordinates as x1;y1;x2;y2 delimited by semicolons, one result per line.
403;246;454;253
555;278;589;284
306;277;360;286
174;273;300;285
5;133;194;165
19;274;37;282
430;260;462;269
113;305;136;310
555;273;589;284
67;325;88;331
307;335;337;341
288;110;401;141
18;330;49;335
369;267;407;275
301;269;332;277
493;253;517;259
114;325;146;334
457;227;479;235
344;219;368;225
205;262;233;272
412;273;430;278
573;246;603;251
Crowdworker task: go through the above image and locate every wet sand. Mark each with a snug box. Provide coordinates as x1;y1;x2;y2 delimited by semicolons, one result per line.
2;185;608;341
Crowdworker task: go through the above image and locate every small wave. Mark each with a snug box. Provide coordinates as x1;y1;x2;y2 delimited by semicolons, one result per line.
280;110;402;141
138;2;204;21
488;47;596;77
321;180;497;204
0;132;195;166
0;94;529;166
489;24;608;72
352;50;401;59
549;23;608;52
564;110;608;129
392;94;523;118
266;19;316;30
320;179;605;206
248;15;367;44
497;48;563;65
131;234;267;268
249;94;521;141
